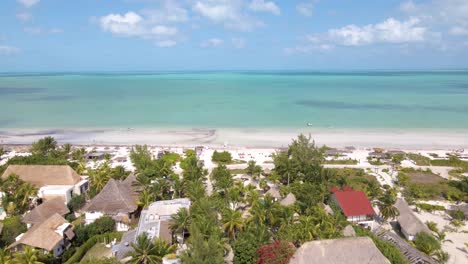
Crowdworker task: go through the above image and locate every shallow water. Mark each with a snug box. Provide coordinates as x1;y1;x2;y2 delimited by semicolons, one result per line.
1;71;468;129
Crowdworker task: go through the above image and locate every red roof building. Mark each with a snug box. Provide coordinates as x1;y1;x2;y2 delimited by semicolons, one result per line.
331;187;375;229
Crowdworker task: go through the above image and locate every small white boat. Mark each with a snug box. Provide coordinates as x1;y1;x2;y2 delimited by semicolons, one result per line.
307;123;313;127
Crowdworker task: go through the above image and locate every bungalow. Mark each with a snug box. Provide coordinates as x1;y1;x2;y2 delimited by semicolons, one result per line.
84;175;138;232
1;165;89;204
395;198;431;241
22;197;70;229
136;198;191;243
265;185;281;201
289;237;390;264
331;186;376;229
8;213;74;257
280;193;296;207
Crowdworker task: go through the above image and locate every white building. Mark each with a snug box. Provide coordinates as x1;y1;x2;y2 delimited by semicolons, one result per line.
1;165;89;204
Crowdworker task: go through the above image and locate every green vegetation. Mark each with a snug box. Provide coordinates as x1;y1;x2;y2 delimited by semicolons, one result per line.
376;188;399;222
406;153;431;166
324;159;358;165
256;241;295;264
416;203;445;212
126;234;176;264
397;168;465;202
0;174;38;215
64;232;123;264
0;216;27;247
246;160;262;179
211;150;233;164
413;232;441;255
449;209;465;221
81;243;113;261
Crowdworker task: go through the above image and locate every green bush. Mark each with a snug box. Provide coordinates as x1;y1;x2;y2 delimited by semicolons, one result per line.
449;210;465;221
211;151;233;164
68;195;86;212
416;203;445;212
414;232;441;255
0;216;27;247
73;217;116;245
64;232;122;264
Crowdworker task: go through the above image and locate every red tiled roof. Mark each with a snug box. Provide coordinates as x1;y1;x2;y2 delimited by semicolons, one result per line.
332;188;375;217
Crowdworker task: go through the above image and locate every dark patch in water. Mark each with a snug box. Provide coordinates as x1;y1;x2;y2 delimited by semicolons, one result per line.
0;87;45;95
38;95;76;101
296;99;468;113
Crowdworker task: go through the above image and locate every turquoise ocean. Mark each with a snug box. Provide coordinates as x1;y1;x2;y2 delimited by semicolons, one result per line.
1;71;468;130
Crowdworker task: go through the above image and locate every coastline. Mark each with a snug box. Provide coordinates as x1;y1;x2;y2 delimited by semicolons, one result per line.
1;127;468;149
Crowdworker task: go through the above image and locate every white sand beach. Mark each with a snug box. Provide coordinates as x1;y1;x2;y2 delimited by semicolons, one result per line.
1;127;468;149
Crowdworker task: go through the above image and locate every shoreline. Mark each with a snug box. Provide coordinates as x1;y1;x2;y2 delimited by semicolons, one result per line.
1;127;468;149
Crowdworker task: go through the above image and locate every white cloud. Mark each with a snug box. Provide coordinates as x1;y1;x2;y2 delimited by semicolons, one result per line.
151;25;178;36
156;40;178;47
0;45;20;55
16;12;32;22
17;0;39;8
450;26;468;36
328;18;427;46
99;11;180;47
142;1;189;24
284;43;333;54
193;0;263;31
100;12;145;37
201;38;224;48
232;37;246;48
248;0;280;15
296;1;315;17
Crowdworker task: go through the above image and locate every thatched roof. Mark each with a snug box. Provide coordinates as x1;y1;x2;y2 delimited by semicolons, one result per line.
289;237;390;264
342;225;356;237
9;213;73;252
266;186;281;199
22;197;69;225
395;198;430;237
85;175;138;214
280;193;296;206
2;165;81;187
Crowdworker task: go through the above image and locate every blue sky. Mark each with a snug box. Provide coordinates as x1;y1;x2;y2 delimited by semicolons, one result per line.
1;0;468;71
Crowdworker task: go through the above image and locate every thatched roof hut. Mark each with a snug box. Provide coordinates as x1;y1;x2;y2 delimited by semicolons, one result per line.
395;198;431;240
2;165;81;187
280;193;296;206
22;197;69;226
289;237;390;264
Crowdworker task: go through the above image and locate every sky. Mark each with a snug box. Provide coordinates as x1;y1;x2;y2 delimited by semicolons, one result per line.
1;0;468;71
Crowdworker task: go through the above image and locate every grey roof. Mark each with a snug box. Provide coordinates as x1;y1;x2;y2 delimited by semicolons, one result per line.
342;225;356;237
136;198;191;241
289;237;390;264
115;229;137;260
266;186;281;199
85;175;138;214
280;193;296;206
22;197;69;225
395;198;431;237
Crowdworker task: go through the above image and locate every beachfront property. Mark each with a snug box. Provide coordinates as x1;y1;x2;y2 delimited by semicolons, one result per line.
395;198;432;241
330;186;376;229
289;237;390;264
8;213;74;257
1;165;89;204
84;175;138;231
136;198;191;243
22;197;70;229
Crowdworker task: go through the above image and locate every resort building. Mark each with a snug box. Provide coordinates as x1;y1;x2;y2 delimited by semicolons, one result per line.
265;185;281;201
22;197;70;228
8;213;75;257
330;186;376;229
395;198;431;241
84;175;138;231
289;237;390;264
280;193;296;207
136;198;191;243
1;165;89;204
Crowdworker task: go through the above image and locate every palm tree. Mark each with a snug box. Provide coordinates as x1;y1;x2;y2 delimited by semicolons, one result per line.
221;208;243;240
127;233;175;264
246;160;262;180
18;183;37;208
377;191;399;222
170;208;191;244
138;189;154;208
432;250;450;264
13;247;44;264
0;248;12;264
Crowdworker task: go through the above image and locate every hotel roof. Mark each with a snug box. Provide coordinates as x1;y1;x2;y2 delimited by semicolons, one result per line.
2;165;81;187
332;187;375;217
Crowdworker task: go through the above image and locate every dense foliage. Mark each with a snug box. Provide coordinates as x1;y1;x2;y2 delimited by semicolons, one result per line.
0;216;27;247
256;241;295;264
212;150;233;164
